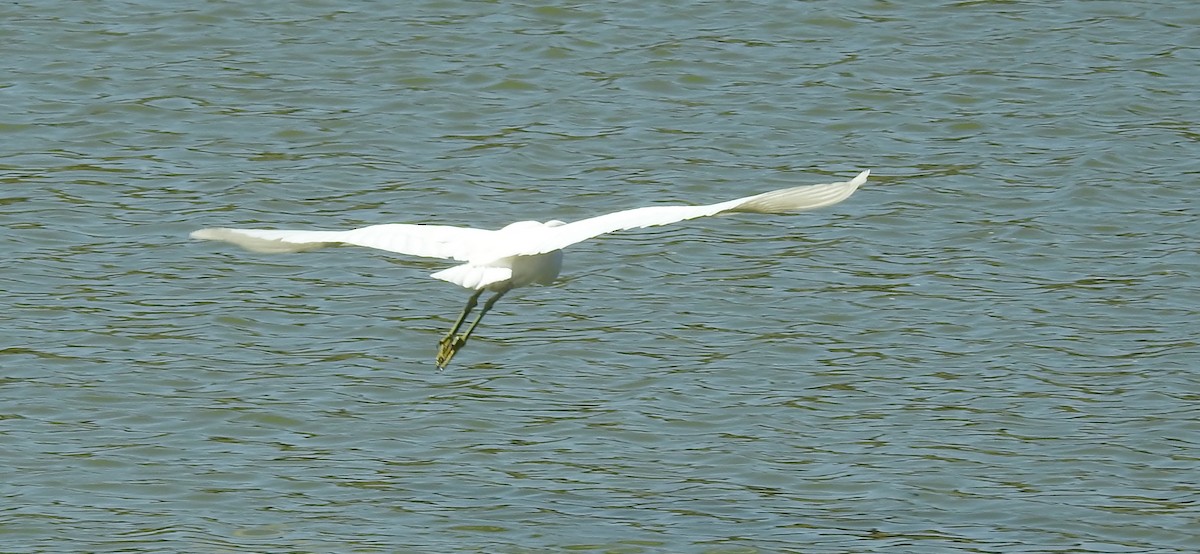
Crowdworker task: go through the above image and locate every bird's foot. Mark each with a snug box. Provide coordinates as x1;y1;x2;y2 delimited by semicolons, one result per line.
436;335;467;370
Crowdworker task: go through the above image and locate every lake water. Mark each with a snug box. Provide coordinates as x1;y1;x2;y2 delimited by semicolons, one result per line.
3;1;1197;552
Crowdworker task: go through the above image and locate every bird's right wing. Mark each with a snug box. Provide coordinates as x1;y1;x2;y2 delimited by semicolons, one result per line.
190;224;495;261
493;170;869;258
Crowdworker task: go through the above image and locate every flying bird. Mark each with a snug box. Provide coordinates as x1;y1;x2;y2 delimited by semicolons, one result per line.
192;169;868;368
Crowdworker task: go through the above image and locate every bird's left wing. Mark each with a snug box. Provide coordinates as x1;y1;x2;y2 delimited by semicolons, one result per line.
191;224;495;261
493;170;869;257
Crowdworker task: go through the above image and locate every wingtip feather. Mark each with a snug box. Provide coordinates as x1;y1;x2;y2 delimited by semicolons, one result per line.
730;169;869;214
190;227;330;253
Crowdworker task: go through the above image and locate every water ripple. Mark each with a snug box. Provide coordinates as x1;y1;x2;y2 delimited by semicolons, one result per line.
3;0;1199;552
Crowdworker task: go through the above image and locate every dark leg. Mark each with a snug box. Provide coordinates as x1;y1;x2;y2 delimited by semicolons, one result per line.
459;288;509;345
444;288;484;342
435;287;509;370
436;289;483;369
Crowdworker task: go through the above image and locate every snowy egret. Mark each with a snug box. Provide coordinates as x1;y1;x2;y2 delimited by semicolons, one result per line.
192;169;868;368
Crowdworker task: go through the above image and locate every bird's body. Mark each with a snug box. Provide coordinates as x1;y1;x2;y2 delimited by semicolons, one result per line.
192;169;869;367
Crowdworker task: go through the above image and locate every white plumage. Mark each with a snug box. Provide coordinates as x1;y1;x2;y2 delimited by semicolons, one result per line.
192;169;869;368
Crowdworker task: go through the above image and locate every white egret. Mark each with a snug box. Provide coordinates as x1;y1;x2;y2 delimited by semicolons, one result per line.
192;169;868;368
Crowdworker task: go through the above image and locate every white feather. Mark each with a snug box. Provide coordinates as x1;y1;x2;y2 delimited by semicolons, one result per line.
192;170;869;290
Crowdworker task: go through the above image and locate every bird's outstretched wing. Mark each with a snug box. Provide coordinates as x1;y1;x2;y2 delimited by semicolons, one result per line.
190;224;494;261
492;170;869;258
193;170;867;262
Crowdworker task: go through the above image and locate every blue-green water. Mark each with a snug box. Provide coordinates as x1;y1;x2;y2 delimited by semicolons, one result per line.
3;1;1197;552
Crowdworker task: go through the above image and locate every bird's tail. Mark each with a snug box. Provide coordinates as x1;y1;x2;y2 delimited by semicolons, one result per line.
431;263;512;290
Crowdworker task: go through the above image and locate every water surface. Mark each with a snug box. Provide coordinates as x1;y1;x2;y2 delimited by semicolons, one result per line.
3;1;1197;552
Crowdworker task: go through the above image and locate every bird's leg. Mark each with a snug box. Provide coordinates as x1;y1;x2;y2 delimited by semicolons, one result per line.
437;289;483;367
436;287;509;369
443;289;483;343
460;288;508;344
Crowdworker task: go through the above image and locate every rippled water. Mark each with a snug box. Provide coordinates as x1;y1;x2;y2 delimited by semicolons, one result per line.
3;1;1198;552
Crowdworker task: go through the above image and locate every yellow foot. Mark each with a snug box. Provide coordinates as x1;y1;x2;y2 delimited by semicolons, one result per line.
436;335;467;369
